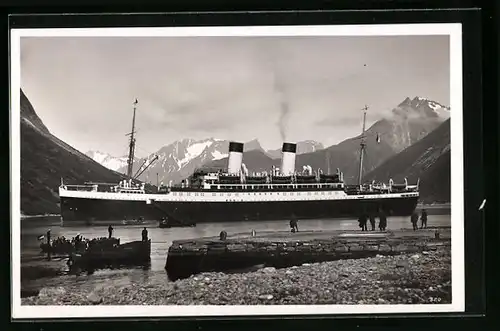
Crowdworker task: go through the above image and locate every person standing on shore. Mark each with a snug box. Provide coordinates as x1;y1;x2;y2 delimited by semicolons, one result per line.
378;210;387;231
108;225;113;239
411;212;419;231
290;215;299;233
142;227;148;241
46;229;51;260
369;213;376;231
420;209;428;229
358;214;368;231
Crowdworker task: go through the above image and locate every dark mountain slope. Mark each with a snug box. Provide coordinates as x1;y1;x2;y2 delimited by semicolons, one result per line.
20;89;130;215
363;119;450;203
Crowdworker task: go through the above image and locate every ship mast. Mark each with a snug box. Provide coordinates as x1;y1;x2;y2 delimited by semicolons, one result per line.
358;105;368;186
126;98;138;179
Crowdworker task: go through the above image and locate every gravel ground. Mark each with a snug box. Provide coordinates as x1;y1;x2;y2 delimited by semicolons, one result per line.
22;248;451;306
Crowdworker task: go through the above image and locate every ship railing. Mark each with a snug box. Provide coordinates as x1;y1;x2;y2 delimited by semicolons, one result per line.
60;184;96;192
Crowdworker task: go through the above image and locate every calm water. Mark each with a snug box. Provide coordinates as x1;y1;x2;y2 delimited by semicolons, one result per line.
21;215;451;289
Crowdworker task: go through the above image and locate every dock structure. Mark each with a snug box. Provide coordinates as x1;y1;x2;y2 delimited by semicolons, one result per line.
165;227;451;281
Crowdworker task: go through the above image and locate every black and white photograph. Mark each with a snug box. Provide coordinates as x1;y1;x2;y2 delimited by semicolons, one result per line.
11;23;464;318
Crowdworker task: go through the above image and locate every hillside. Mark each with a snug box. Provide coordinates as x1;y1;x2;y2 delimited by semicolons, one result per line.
20;89;131;215
363;119;450;203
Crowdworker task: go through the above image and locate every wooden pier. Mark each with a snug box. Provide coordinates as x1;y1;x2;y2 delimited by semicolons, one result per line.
165;227;451;281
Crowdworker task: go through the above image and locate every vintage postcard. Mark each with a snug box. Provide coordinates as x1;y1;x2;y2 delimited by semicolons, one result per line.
11;23;463;318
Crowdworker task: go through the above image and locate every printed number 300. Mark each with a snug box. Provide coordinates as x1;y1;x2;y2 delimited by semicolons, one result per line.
429;297;442;303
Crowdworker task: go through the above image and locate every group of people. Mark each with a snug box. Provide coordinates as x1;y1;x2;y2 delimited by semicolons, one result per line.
358;211;388;231
410;209;428;230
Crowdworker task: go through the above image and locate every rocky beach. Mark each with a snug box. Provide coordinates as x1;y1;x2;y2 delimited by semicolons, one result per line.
22;247;451;306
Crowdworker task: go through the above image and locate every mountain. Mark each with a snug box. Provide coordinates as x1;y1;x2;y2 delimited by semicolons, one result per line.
244;139;266;153
20;89;130;215
201;96;450;183
85;150;136;172
119;138;265;185
201;149;277;174
266;140;324;159
363;119;450;203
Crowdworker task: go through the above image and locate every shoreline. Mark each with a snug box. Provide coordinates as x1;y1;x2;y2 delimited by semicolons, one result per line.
21;248;451;305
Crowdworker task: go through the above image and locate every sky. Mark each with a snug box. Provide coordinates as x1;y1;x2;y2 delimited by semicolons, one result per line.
20;35;450;158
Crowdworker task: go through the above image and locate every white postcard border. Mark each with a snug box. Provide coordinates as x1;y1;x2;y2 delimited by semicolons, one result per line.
10;23;464;319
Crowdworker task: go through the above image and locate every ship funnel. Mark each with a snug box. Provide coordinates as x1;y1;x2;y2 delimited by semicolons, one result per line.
227;141;244;175
280;142;297;176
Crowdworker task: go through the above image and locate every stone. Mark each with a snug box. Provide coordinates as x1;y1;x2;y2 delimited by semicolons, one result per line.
376;254;384;258
379;245;392;252
411;254;420;259
393;244;408;252
422;251;430;255
302;263;311;266
39;287;66;298
349;244;363;252
87;292;103;305
364;245;379;252
285;270;293;275
334;245;348;253
262;267;276;273
258;294;273;300
396;261;409;268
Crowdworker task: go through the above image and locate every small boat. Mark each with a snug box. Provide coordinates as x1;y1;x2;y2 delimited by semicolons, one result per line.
158;216;196;228
68;239;151;274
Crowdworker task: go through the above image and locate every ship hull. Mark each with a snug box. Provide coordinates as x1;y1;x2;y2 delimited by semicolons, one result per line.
60;195;419;225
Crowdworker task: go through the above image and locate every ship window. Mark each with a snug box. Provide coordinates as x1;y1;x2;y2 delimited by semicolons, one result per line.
212;192;216;196
321;192;325;195
307;192;311;196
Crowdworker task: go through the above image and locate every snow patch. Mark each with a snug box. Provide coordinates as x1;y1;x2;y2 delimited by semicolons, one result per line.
212;151;228;160
178;140;214;167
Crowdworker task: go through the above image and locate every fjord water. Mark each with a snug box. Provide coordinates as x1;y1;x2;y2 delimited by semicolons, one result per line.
20;215;451;292
22;215;451;269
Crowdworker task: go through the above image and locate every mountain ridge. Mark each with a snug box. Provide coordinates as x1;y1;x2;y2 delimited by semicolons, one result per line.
20;89;133;215
363;118;450;203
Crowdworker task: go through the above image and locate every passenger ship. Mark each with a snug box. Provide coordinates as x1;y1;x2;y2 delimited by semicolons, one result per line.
58;101;419;225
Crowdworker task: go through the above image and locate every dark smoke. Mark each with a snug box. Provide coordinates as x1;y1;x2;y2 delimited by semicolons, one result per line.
272;71;290;142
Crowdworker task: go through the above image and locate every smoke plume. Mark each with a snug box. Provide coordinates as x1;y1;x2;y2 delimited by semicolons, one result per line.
272;71;290;142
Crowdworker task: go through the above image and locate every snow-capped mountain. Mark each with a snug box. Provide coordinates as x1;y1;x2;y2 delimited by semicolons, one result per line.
85;151;133;172
266;140;324;159
118;138;265;185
